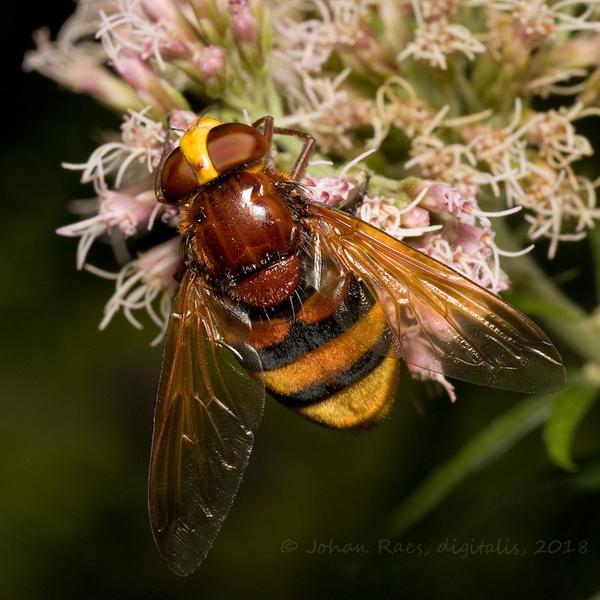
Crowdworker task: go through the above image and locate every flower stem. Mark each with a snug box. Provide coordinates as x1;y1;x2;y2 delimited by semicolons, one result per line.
383;393;553;538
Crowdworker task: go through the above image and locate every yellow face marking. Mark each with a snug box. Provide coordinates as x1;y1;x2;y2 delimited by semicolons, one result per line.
179;117;223;185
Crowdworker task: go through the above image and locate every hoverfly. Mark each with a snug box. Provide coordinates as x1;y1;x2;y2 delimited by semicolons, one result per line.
149;115;566;576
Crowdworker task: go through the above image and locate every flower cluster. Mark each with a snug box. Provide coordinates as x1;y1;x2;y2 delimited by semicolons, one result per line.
24;0;600;398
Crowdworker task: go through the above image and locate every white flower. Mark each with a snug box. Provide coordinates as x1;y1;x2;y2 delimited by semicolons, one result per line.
399;0;485;70
489;0;600;46
57;187;158;269
272;0;372;73
63;107;166;189
87;237;182;344
279;68;377;152
97;0;194;69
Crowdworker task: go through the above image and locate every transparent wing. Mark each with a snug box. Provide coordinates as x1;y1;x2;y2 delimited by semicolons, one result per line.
308;204;566;393
149;270;265;576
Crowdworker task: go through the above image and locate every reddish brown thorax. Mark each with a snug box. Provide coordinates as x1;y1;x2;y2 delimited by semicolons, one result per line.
162;120;304;308
180;170;302;308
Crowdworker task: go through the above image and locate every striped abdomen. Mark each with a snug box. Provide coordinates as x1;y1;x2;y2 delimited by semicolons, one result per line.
181;167;399;428
244;273;400;429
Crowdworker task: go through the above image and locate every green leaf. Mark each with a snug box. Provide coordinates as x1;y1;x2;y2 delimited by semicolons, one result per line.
544;384;599;471
503;291;575;321
383;394;554;538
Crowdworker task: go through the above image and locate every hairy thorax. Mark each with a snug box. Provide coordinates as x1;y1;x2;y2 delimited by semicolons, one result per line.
180;169;302;308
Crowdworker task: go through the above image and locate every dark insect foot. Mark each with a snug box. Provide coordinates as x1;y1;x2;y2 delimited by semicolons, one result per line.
341;173;371;216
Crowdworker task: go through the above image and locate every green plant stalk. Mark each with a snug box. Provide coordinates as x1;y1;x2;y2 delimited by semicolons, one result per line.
383;393;554;538
544;381;599;471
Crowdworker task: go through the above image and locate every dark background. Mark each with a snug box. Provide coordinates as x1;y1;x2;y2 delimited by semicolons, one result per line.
4;3;600;598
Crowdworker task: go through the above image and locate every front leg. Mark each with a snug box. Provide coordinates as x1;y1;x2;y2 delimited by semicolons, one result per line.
340;173;371;216
251;116;317;182
272;126;316;181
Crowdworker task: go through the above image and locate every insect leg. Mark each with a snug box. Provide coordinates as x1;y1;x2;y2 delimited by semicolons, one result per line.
271;126;316;181
341;173;371;216
252;116;274;145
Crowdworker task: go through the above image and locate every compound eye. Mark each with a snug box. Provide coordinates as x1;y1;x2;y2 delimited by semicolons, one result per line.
159;147;197;204
206;123;269;173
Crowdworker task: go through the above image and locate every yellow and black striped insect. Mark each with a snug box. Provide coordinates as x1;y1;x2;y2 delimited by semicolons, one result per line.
149;115;566;575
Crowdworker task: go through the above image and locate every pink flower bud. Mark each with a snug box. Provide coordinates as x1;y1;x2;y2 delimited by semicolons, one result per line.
196;46;226;79
420;182;466;215
112;54;184;112
141;0;179;22
401;207;430;229
228;0;257;43
447;222;488;256
98;189;157;237
169;110;199;131
113;54;157;91
302;175;358;206
141;0;199;44
56;188;157;269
